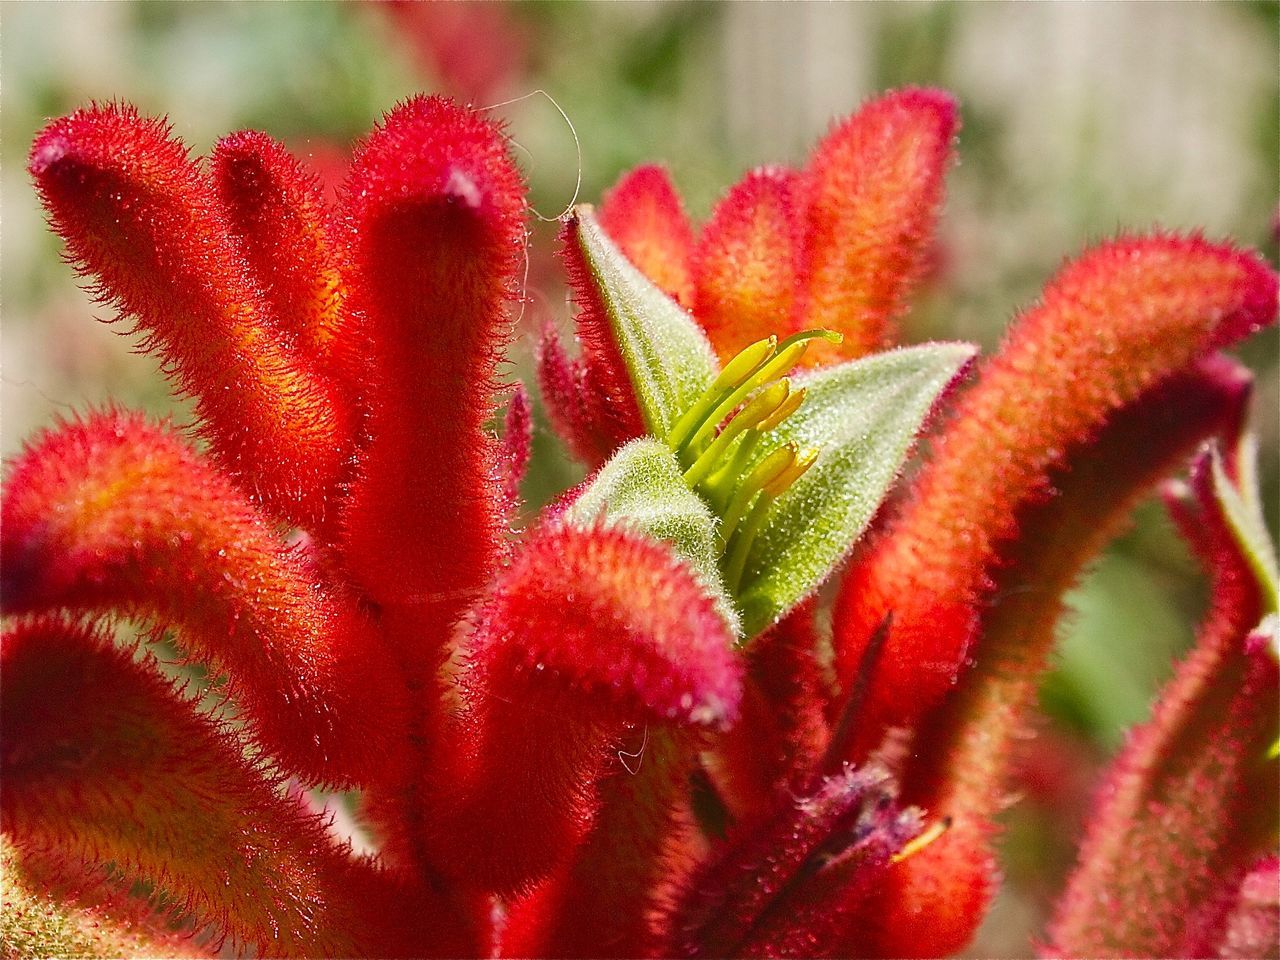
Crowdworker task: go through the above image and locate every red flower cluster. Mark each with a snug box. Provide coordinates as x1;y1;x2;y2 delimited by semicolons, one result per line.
2;89;1276;958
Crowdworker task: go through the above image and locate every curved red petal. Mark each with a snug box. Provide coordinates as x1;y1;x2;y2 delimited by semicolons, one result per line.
801;87;958;364
693;166;806;363
599;164;697;309
833;235;1278;764
842;359;1255;957
29;103;354;529
0;615;470;957
1047;447;1278;957
0;410;405;788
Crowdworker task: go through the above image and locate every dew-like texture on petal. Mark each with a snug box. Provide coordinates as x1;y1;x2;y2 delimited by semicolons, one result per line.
211;130;347;371
29;103;354;529
599;164;698;309
834;235;1279;764
337;95;526;618
846;359;1254;958
0;410;404;788
0;616;470;958
691;167;806;363
801;87;957;365
1046;449;1278;958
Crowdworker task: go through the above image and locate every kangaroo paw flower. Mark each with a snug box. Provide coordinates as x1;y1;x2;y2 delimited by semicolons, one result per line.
834;234;1279;765
30;103;355;529
1;411;405;787
1;615;470;957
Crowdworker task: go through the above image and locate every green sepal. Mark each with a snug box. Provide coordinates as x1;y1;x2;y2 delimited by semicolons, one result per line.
1209;436;1279;615
564;437;740;636
735;343;977;637
570;206;719;439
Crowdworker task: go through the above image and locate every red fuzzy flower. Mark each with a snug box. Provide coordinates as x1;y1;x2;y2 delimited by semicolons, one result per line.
3;86;1276;960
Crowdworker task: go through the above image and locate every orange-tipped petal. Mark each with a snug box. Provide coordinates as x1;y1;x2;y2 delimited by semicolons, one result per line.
801;87;958;363
0;616;472;957
0;410;404;788
29;103;354;529
693;166;806;362
336;94;526;618
210;129;346;372
833;235;1279;764
599;164;697;309
421;523;741;896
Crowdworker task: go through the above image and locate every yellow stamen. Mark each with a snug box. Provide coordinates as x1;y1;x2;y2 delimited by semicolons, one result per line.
756;386;806;433
712;336;779;392
761;445;818;497
721;446;820;592
685;340;808;457
683;380;792;488
720;443;798;543
891;817;953;864
667;336;776;454
681;331;837;461
723;495;771;594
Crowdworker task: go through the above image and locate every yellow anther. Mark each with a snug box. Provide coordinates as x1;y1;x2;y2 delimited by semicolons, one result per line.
711;336;777;391
668;336;777;454
686;341;808;455
685;330;836;455
890;817;953;864
756;386;806;433
761;446;819;497
683;380;792;489
720;443;798;542
721;445;819;590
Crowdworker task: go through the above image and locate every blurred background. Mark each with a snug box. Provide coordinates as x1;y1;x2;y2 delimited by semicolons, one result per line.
2;3;1276;954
